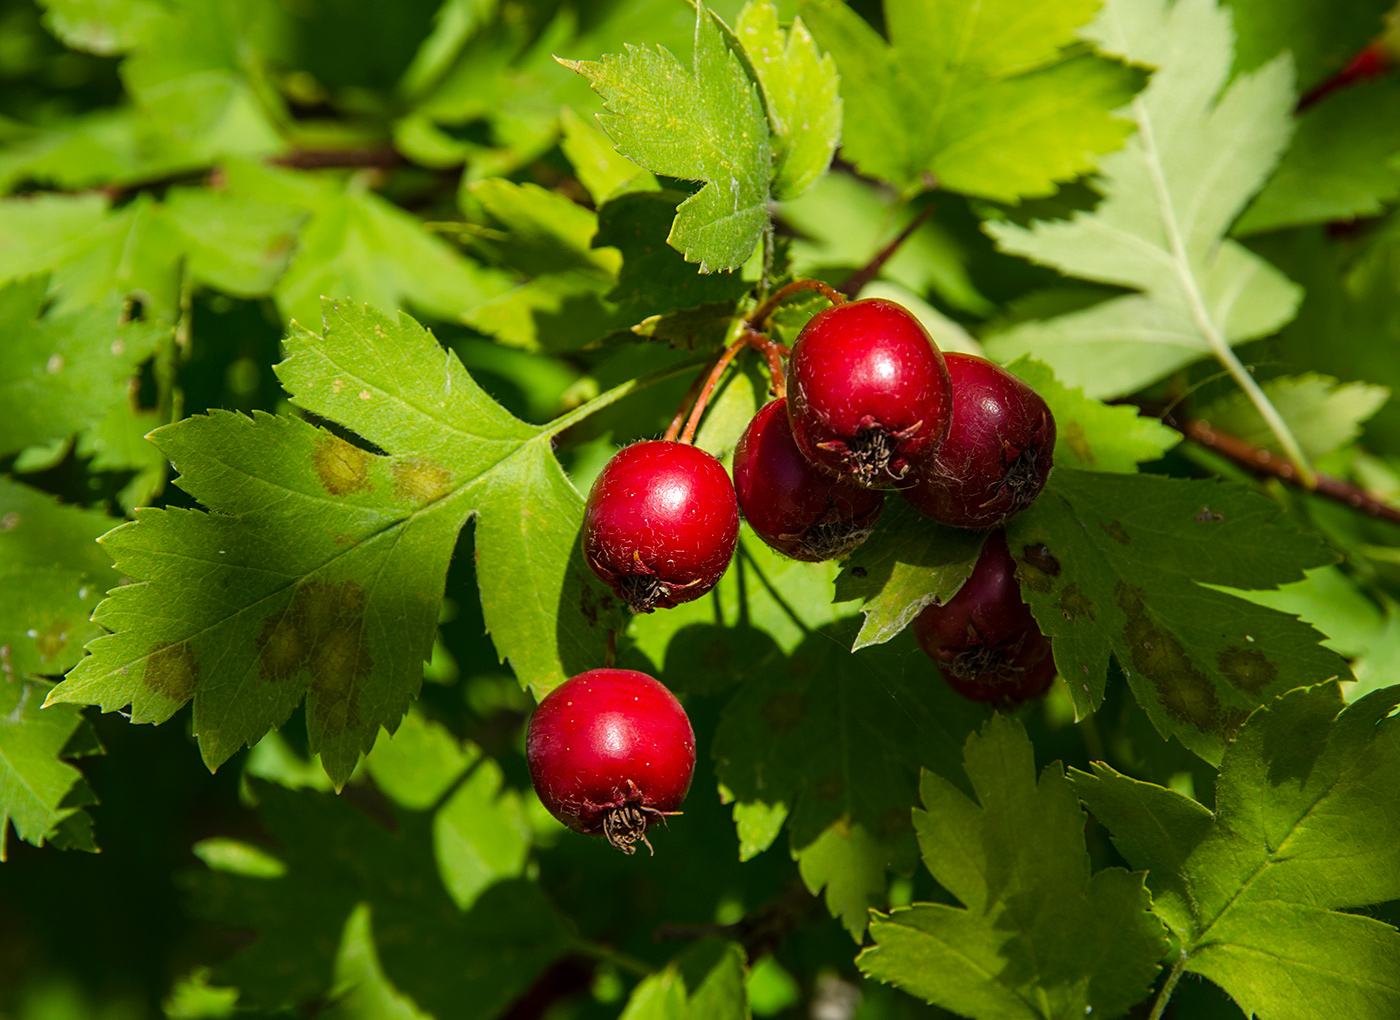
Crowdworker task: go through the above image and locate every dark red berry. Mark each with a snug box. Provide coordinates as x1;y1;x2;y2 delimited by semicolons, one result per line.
526;668;696;854
583;440;739;613
904;353;1056;529
913;530;1055;704
786;298;953;488
733;398;885;561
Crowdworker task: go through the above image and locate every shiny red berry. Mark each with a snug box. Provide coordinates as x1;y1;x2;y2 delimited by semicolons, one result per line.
733;398;885;561
786;298;953;488
904;353;1056;529
526;668;696;854
583;440;739;613
913;530;1055;704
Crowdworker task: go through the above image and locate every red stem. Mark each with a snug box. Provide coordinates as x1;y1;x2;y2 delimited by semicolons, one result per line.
679;339;747;444
662;351;721;442
747;279;845;331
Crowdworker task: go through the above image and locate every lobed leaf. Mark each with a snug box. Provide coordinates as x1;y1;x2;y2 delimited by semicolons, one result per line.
1007;468;1347;763
563;0;772;272
801;0;1140;201
1074;683;1400;1019
859;716;1167;1019
47;301;611;785
986;0;1301;400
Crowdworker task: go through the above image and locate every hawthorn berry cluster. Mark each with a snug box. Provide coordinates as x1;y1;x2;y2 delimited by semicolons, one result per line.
529;291;1060;852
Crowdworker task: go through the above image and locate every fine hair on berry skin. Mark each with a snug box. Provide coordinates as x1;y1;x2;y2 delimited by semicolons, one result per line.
582;440;740;613
786;298;954;489
913;530;1056;705
904;353;1056;530
526;668;696;855
733;398;885;561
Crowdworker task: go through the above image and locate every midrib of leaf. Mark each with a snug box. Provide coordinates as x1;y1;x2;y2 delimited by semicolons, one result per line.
1187;768;1346;951
1130;95;1314;487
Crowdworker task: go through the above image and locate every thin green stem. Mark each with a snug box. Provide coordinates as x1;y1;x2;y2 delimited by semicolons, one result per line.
1133;97;1315;488
541;354;711;441
1148;951;1188;1020
571;939;653;978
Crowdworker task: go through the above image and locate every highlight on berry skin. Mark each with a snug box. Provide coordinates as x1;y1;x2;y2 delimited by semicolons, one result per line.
526;668;695;855
785;298;954;489
581;440;739;614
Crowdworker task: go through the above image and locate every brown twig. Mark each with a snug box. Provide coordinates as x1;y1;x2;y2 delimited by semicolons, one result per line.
652;879;814;959
1176;417;1400;526
841;203;937;298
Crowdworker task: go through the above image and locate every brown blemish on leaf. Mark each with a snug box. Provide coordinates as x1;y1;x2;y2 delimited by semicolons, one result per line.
1022;543;1061;576
314;435;373;496
1117;583;1223;733
33;620;69;664
1100;520;1131;545
1194;506;1224;524
1063;420;1094;464
145;640;199;703
815;774;844;801
393;459;452;504
1057;584;1094;623
255;580;373;733
761;691;806;731
1217;646;1277;696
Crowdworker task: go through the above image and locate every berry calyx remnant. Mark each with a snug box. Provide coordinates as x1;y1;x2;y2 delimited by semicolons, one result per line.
786;298;954;488
904;353;1056;529
733;398;884;561
913;530;1056;704
583;440;739;613
526;668;695;855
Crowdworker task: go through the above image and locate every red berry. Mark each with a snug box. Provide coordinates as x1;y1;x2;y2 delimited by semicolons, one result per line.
733;398;885;561
583;440;739;613
526;668;696;854
904;353;1056;529
786;298;953;488
913;530;1055;704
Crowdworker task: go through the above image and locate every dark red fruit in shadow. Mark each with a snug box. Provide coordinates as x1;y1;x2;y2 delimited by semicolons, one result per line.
913;530;1056;704
904;353;1056;529
583;440;739;613
526;668;696;854
733;398;885;561
787;298;953;488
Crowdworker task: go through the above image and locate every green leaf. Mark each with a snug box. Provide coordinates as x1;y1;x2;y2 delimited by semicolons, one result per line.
731;1;840;201
594;191;751;327
832;500;985;651
616;942;749;1020
859;716;1167;1020
1196;372;1390;459
460;178;623;352
1005;359;1180;471
38;0;167;55
1224;0;1392;93
713;619;984;938
1006;468;1348;763
801;0;1140;201
47;301;611;785
559;105;660;206
0;276;164;460
0;478;115;860
1074;684;1400;1020
985;0;1302;400
1236;79;1400;235
189;781;570;1018
562;0;772;271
